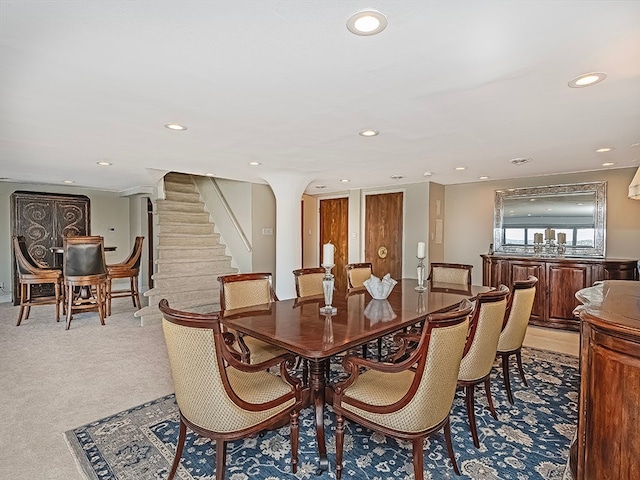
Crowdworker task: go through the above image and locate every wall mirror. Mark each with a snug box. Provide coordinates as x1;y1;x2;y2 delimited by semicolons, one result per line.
493;181;606;257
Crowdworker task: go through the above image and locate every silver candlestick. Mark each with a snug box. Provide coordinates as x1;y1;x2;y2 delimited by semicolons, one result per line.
415;257;427;291
320;264;337;314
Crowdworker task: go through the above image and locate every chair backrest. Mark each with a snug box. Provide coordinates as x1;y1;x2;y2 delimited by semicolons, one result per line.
159;299;252;433
345;262;372;290
13;236;46;274
458;285;510;381
387;301;472;431
293;267;325;297
122;236;144;269
63;236;107;278
498;276;538;352
428;262;473;286
218;273;277;312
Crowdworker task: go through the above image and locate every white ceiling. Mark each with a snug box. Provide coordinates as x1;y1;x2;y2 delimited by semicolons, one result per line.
1;1;639;195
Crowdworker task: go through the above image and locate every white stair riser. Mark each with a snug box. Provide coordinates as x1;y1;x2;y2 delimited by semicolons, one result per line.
158;248;227;260
164;191;201;203
159;235;220;247
158;224;215;235
156;259;233;275
156;201;204;213
159;212;210;224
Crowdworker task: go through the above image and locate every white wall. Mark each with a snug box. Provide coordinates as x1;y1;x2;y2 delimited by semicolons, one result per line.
251;184;276;278
445;167;640;285
302;194;318;267
1;182;131;302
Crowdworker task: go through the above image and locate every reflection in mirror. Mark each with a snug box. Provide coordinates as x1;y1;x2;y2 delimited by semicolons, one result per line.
494;182;606;257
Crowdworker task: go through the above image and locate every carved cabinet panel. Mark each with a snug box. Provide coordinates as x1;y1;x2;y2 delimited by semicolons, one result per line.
11;191;90;305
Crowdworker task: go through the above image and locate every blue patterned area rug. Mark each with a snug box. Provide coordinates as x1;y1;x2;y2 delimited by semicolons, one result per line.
65;347;578;480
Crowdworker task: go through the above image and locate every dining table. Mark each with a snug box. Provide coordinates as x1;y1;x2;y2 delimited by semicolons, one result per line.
220;278;491;472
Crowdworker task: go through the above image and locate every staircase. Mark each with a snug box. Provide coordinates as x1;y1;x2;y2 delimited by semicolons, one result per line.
135;173;237;325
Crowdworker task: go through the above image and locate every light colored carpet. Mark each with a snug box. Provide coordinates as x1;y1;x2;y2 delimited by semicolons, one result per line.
0;300;174;480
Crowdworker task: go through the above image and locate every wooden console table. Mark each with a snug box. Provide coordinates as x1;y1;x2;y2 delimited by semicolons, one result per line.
481;255;638;330
569;280;640;480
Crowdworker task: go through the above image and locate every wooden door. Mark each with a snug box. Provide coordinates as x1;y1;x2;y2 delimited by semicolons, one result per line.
510;260;545;323
364;192;403;281
319;197;348;293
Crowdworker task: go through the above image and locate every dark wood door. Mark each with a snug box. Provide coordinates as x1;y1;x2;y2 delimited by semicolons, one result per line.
319;197;348;293
364;192;403;281
510;260;545;323
11;191;90;305
547;263;592;326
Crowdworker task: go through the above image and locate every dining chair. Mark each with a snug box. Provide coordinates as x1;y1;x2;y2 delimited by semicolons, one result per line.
428;262;473;286
159;299;302;480
457;284;510;448
293;267;325;297
333;300;473;480
345;262;385;359
106;236;144;315
345;262;373;290
218;273;288;364
13;235;63;326
497;276;538;404
62;235;109;330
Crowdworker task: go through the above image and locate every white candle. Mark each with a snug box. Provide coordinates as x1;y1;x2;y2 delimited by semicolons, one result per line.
544;228;551;240
417;241;426;259
550;229;556;240
322;242;334;266
558;232;566;244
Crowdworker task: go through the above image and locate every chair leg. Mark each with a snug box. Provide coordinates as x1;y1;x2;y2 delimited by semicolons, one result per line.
444;419;461;475
362;344;368;359
412;438;424;480
97;283;106;326
168;418;187;480
290;410;299;474
501;353;515;404
465;384;480;448
484;376;497;419
24;284;31;320
130;277;137;307
106;277;112;317
377;337;383;360
54;282;60;322
17;283;27;326
336;414;345;480
215;438;227;480
66;285;74;330
515;350;528;386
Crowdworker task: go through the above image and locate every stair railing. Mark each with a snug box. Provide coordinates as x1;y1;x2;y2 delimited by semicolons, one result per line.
207;177;252;252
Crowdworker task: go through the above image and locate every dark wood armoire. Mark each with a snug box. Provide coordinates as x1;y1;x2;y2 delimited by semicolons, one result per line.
10;191;90;305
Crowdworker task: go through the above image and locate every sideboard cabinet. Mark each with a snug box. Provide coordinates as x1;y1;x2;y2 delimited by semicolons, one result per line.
10;191;90;305
481;254;638;330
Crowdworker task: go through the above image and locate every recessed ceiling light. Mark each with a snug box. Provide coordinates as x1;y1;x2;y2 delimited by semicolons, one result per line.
205;173;215;177
568;72;607;88
347;10;387;36
248;161;261;166
340;179;350;183
63;180;75;184
164;123;187;131
547;208;553;211
595;147;614;153
478;176;489;180
509;157;531;165
602;162;615;167
359;129;379;137
455;166;466;171
423;171;433;177
390;174;404;179
96;161;112;166
315;185;327;189
630;142;640;148
529;199;536;202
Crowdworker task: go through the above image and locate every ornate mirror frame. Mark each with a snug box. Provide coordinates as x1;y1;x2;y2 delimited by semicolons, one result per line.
493;181;607;257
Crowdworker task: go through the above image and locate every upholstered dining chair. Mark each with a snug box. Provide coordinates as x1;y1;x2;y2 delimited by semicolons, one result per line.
428;262;473;286
13;235;63;326
345;262;385;358
159;299;302;480
457;284;510;448
218;273;288;364
497;276;538;404
293;267;325;297
63;235;108;330
106;236;144;316
345;262;373;290
333;301;473;480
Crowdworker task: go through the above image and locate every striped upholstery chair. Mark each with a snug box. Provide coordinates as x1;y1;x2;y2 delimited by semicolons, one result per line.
333;301;473;480
293;267;325;297
159;299;302;480
497;276;538;404
428;262;473;286
457;284;510;448
218;273;288;364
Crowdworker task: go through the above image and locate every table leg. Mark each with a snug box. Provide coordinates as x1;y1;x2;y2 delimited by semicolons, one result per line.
309;359;329;472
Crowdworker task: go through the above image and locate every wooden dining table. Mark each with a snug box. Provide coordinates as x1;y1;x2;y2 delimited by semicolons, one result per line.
220;279;491;472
